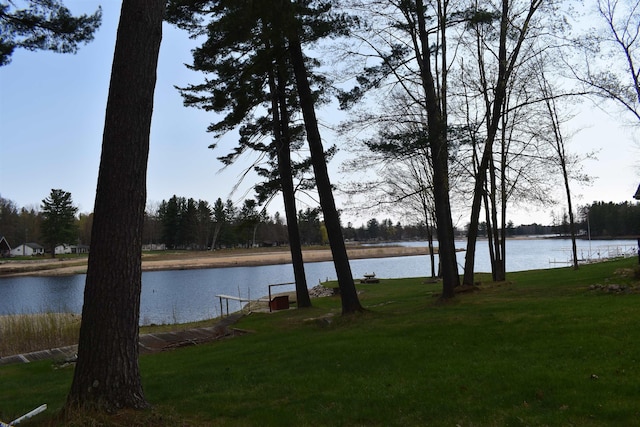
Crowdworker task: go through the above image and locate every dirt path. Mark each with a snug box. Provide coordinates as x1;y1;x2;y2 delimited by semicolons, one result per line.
0;245;431;278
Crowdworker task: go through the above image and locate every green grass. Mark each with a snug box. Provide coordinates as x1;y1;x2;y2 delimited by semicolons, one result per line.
2;258;640;426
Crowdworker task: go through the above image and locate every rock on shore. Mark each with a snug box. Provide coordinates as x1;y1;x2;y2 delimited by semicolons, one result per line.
308;285;337;298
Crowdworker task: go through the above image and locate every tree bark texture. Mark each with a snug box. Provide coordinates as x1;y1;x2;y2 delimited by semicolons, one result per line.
268;55;311;308
563;160;579;269
67;0;164;412
285;17;363;314
415;0;459;298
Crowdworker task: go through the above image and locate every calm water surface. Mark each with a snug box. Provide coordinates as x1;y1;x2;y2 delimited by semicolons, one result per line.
0;238;635;324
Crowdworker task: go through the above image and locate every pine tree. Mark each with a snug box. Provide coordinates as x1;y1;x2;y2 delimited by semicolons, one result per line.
66;0;164;412
0;0;102;66
167;0;316;307
40;188;78;257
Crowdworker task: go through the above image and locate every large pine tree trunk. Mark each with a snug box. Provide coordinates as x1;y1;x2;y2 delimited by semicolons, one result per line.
286;23;362;314
66;0;164;412
269;57;311;308
277;139;312;307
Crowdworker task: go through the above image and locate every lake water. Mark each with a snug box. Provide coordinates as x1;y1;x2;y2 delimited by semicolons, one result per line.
0;238;636;325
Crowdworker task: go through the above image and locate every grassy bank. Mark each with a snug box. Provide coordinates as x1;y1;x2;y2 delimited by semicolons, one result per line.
1;258;639;426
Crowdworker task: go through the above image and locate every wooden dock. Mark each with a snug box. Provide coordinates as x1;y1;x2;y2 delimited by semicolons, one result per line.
216;282;296;317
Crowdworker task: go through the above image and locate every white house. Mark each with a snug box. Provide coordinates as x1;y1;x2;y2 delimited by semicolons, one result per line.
10;242;45;256
55;244;73;255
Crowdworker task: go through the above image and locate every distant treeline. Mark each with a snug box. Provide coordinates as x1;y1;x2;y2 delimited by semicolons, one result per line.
509;201;640;238
579;201;640;237
1;194;638;251
144;196;437;249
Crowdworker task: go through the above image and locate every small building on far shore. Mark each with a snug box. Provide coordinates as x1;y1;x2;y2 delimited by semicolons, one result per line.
10;242;45;257
73;244;90;254
55;244;73;255
55;244;91;255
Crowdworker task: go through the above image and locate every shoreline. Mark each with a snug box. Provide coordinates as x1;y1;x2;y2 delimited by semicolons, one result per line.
0;245;432;278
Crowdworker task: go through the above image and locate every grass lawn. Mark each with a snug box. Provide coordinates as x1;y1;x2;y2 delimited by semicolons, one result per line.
1;257;639;426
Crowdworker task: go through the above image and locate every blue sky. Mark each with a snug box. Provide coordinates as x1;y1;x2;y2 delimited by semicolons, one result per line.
0;1;638;227
0;2;261;214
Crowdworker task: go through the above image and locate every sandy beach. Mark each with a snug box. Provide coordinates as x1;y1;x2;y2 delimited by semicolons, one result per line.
0;245;431;278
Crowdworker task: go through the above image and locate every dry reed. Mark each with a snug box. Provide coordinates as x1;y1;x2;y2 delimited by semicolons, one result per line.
0;312;80;357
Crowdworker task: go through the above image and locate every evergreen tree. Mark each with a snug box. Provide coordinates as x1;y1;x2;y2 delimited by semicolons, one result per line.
0;0;102;66
298;207;322;245
166;0;317;307
282;0;363;313
211;197;226;249
66;0;164;411
159;195;183;249
40;188;78;257
586;201;640;237
238;199;260;247
223;199;237;247
196;199;212;249
0;195;21;245
367;218;380;240
168;0;362;313
182;198;199;248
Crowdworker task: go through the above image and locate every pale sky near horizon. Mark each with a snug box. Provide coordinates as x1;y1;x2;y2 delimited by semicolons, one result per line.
0;1;639;229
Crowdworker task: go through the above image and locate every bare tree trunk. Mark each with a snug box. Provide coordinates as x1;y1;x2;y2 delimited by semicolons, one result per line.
489;150;505;281
564;164;579;269
482;187;496;280
415;0;459;298
66;0;164;412
463;0;541;286
286;14;362;314
268;54;311;308
210;222;221;250
499;120;508;279
462;0;507;286
427;229;436;278
541;75;580;269
422;198;436;278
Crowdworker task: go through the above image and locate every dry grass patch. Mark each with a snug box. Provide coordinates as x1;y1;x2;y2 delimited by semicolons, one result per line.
0;312;80;356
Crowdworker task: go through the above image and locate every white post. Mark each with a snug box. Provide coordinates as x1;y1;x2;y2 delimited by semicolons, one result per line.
10;404;47;425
